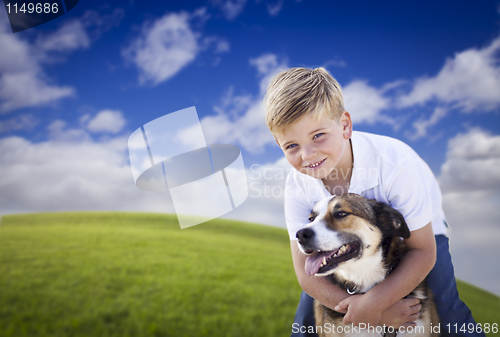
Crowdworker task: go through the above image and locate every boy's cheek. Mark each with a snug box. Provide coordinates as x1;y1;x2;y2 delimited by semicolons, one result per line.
284;154;298;168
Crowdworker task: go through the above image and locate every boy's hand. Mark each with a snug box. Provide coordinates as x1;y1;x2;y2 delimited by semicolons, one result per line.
379;298;422;328
335;294;383;327
335;296;422;328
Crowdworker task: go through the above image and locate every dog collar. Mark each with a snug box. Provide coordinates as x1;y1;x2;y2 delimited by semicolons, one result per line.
347;287;357;295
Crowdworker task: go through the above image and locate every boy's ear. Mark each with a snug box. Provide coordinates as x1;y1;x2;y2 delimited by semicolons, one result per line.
341;111;353;139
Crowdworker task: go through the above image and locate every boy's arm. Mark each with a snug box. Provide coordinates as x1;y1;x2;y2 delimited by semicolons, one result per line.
337;222;436;326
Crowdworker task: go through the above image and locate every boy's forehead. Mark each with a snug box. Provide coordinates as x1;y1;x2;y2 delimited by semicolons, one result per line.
275;112;336;141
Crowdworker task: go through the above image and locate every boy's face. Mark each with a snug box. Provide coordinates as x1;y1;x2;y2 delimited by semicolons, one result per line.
275;111;352;180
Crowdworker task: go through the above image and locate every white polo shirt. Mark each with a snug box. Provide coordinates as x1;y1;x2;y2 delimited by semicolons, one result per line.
284;131;448;240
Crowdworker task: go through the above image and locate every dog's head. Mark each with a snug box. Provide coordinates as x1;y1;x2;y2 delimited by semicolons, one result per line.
296;193;410;276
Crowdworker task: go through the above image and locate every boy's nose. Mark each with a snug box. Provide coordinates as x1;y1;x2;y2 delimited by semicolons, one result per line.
301;146;316;161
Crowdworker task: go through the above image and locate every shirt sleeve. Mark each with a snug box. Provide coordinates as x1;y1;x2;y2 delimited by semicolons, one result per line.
385;157;434;232
284;172;315;240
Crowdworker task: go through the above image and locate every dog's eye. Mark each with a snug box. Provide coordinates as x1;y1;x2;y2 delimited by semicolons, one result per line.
336;212;348;217
308;213;317;222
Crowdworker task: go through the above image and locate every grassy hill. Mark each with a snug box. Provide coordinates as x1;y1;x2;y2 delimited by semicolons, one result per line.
0;212;498;337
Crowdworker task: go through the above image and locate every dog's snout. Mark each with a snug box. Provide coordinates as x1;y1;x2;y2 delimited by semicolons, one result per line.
296;228;315;244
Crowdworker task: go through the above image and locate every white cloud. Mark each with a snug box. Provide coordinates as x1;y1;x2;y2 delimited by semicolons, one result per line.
0;9;123;112
0;114;38;133
123;10;227;86
323;34;500;134
342;80;391;125
0;124;173;216
398;37;500;112
47;120;90;142
213;86;253;118
265;0;285;16
36;20;91;53
250;53;281;76
78;8;125;40
249;53;288;93
438;128;500;295
201;36;230;54
202;101;275;153
439;128;500;193
406;107;447;140
443;188;500;295
0;72;74;111
0;13;74;111
340;34;500;132
0;20;36;73
222;157;291;227
210;0;247;20
176;122;209;150
0;116;290;230
211;0;285;20
322;59;347;68
215;38;230;53
123;12;198;86
85;110;126;134
0;112;289;229
200;53;287;153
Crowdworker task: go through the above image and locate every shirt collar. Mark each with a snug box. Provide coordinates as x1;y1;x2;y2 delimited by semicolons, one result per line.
348;131;379;194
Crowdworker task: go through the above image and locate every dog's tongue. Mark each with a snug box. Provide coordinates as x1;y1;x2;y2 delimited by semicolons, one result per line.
305;251;333;276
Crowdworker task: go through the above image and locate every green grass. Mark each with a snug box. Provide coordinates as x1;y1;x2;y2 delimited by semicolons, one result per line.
0;212;498;337
456;280;500;335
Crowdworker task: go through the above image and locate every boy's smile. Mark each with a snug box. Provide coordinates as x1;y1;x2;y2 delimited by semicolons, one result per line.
275;111;353;185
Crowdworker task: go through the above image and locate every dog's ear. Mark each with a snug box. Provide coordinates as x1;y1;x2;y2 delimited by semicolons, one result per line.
369;200;410;239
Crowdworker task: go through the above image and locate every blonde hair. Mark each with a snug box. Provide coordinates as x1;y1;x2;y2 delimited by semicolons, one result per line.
265;67;345;135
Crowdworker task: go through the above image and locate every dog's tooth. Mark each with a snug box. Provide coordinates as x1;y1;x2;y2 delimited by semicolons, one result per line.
323;257;327;265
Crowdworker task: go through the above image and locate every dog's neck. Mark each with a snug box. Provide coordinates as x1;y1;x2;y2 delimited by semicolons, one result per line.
326;236;404;294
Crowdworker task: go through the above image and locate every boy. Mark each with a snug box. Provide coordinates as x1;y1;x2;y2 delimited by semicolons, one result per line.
265;67;483;336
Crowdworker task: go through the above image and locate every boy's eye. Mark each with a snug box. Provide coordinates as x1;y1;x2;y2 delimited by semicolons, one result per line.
313;133;324;140
286;143;298;150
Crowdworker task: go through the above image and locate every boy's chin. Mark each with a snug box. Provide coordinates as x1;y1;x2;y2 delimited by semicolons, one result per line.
299;168;330;180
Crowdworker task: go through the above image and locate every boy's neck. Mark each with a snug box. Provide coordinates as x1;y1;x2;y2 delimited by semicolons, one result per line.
322;138;353;195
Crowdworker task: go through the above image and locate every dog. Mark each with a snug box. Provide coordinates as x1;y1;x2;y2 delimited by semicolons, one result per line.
296;193;439;337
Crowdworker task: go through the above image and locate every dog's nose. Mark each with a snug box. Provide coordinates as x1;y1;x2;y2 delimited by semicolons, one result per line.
296;228;315;244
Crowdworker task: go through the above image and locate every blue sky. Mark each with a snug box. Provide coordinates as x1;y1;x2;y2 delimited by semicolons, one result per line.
1;1;500;295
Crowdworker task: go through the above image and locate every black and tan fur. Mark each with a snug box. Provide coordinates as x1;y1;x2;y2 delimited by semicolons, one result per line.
296;194;439;337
